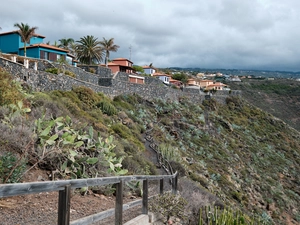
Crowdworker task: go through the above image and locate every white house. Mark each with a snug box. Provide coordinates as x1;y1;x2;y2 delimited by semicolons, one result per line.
152;73;170;85
142;66;156;75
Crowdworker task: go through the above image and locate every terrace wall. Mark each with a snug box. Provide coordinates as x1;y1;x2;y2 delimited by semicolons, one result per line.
0;56;234;103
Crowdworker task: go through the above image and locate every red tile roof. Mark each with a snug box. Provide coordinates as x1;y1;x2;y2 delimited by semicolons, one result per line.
22;43;69;52
207;83;226;87
112;58;133;63
152;72;169;76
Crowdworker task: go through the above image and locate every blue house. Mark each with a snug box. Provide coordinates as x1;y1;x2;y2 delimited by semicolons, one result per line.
0;31;69;62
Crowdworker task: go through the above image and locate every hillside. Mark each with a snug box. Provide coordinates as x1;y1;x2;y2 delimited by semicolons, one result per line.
227;78;300;132
0;67;299;224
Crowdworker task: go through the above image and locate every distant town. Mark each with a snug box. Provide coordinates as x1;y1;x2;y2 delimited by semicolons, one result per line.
165;67;300;80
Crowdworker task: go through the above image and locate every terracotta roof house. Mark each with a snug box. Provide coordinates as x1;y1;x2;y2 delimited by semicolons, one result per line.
169;78;183;88
0;30;72;63
102;58;134;74
206;82;228;91
199;80;214;89
142;65;156;75
187;78;200;87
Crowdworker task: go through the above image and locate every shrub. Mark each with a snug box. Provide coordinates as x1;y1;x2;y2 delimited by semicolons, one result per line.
89;68;96;73
111;123;130;138
72;86;101;109
113;95;134;110
0;68;25;106
199;205;262;225
0;152;26;183
96;100;117;116
158;143;181;162
149;192;188;223
64;70;76;77
45;67;59;74
169;161;186;177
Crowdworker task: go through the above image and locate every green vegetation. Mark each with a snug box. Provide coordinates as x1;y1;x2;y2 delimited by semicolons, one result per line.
14;22;38;57
99;37;120;67
149;193;187;223
228;79;300;131
249;82;300;95
0;68;26;105
58;38;74;51
0;68;299;224
0;152;26;183
76;35;104;65
132;65;145;74
198;206;267;225
172;72;188;83
45;67;76;77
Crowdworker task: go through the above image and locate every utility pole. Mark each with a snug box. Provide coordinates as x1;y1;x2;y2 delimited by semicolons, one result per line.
129;45;132;61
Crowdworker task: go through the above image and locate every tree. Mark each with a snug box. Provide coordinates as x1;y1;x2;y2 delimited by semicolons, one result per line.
46;40;59;47
172;73;188;83
14;22;38;57
58;38;74;51
99;37;120;67
68;42;77;57
132;65;144;74
76;35;103;65
53;40;59;47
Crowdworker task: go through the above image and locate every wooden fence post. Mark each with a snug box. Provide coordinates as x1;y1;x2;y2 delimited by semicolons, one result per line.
172;173;178;194
115;181;123;225
142;179;148;214
160;179;164;195
58;185;71;225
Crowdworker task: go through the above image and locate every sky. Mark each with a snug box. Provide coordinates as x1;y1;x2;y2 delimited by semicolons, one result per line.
1;0;300;72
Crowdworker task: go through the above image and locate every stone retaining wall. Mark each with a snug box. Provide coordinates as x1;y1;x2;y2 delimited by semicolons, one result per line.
0;56;236;103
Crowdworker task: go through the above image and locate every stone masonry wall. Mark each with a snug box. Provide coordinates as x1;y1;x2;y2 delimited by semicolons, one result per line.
77;65;112;77
0;56;235;104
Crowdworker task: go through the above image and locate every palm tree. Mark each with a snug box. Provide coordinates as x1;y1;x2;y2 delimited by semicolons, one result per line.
99;37;120;67
53;40;59;47
69;42;77;57
14;22;38;57
58;38;74;51
76;35;103;65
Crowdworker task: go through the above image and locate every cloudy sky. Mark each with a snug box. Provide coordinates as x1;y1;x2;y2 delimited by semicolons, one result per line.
1;0;300;71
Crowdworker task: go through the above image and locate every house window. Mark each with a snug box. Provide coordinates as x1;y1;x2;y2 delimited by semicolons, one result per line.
44;51;49;60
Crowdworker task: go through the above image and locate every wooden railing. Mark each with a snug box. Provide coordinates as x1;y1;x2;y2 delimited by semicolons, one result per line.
0;172;178;225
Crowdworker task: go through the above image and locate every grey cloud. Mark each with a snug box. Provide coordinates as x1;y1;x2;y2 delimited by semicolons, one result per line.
1;0;300;71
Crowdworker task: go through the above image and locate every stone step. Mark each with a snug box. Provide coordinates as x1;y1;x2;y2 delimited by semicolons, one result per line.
123;214;150;225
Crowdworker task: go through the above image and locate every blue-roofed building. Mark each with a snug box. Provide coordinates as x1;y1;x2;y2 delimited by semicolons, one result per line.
0;31;71;62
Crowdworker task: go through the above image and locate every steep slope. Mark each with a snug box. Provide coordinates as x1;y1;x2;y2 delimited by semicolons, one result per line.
0;68;299;224
123;95;300;224
227;78;300;131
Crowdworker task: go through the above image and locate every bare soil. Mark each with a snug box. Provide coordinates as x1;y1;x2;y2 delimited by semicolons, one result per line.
0;168;144;225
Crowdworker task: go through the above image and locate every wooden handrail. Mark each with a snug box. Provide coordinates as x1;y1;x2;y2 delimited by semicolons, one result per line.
0;172;177;198
0;172;178;225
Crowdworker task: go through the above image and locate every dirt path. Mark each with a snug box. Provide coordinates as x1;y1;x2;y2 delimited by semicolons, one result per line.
0;131;171;225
